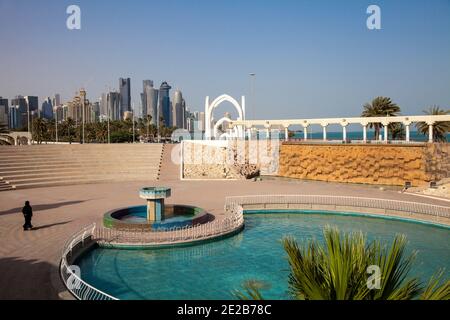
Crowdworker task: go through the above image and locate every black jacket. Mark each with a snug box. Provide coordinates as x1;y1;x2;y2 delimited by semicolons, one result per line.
22;205;32;217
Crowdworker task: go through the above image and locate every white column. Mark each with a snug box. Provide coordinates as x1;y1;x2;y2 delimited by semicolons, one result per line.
247;128;252;140
303;127;308;140
284;127;288;142
405;125;410;142
322;126;327;141
428;124;433;143
363;125;367;142
384;125;388;142
266;128;270;140
342;126;347;142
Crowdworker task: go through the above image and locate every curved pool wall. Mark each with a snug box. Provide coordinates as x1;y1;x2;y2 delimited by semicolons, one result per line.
244;209;450;230
103;204;210;231
75;210;450;300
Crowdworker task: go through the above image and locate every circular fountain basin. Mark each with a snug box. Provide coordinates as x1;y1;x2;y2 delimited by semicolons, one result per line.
103;204;211;231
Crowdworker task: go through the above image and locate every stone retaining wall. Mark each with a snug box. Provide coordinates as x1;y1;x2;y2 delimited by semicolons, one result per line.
279;143;450;187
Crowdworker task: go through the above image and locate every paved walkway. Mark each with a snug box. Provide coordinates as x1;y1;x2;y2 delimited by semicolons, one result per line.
0;150;449;299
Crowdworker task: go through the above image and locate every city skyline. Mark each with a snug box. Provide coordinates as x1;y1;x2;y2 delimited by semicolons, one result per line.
0;0;449;119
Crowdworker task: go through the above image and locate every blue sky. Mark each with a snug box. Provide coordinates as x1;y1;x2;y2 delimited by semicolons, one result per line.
0;0;449;119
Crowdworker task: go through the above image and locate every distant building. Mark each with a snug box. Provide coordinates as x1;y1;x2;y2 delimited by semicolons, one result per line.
193;111;206;132
24;96;39;127
41;97;53;120
65;89;94;124
142;80;158;125
53;105;63;123
119;78;131;117
107;91;121;121
100;93;108;117
53;94;61;107
91;101;100;122
0;97;8;127
185;109;195;132
9;96;27;129
172;89;186;128
159;81;172;128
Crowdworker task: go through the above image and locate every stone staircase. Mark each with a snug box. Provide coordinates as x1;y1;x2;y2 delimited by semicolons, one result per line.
0;144;164;190
0;178;14;192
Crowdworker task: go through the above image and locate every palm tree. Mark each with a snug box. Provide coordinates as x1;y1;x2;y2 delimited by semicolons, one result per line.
145;115;152;141
362;97;401;140
236;227;449;300
416;106;449;142
32;118;47;144
95;121;108;143
390;123;405;140
65;118;76;144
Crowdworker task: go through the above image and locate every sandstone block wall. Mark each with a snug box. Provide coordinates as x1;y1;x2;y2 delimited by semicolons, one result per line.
279;143;450;186
182;140;279;179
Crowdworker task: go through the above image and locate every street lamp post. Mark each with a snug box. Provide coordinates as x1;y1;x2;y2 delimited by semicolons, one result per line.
55;107;58;143
249;73;255;120
107;100;110;144
132;103;135;143
82;102;85;144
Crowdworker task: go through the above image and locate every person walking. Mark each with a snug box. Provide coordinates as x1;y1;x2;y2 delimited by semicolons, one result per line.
22;201;33;231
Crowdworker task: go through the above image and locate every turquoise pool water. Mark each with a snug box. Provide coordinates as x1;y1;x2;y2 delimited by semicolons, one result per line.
76;212;450;300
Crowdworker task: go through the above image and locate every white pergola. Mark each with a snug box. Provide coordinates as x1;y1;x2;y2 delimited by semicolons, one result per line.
229;115;450;143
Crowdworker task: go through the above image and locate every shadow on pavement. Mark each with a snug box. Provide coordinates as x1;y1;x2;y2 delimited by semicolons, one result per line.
0;256;61;300
31;220;73;231
0;200;89;216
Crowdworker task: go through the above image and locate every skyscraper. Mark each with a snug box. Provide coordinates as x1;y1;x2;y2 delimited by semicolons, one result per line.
159;81;172;128
91;102;100;122
172;89;186;128
100;93;108;117
9;96;27;129
0;97;8;127
119;78;131;118
107;91;121;121
142;80;158;125
41;97;53;120
53;94;61;107
24;96;38;112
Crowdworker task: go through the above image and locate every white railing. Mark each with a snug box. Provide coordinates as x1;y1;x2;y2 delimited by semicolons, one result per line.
224;195;450;220
94;210;244;246
60;210;244;300
60;223;118;300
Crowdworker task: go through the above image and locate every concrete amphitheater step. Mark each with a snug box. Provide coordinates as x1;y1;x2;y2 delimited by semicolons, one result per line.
0;164;160;173
0;179;15;192
0;144;164;190
0;157;162;167
9;173;159;185
1;169;161;180
0;165;160;176
0;163;160;171
12;176;159;190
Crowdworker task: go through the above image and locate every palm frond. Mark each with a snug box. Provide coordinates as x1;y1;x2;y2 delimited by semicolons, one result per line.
420;270;450;300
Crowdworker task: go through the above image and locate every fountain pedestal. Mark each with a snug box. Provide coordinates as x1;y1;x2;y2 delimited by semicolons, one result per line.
139;187;171;222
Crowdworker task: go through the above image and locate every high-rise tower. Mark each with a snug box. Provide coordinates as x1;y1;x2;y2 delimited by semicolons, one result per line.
172;89;185;128
159;81;172;128
142;80;158;125
119;77;131;117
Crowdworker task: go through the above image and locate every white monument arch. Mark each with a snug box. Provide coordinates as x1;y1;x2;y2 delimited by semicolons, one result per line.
204;94;245;140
